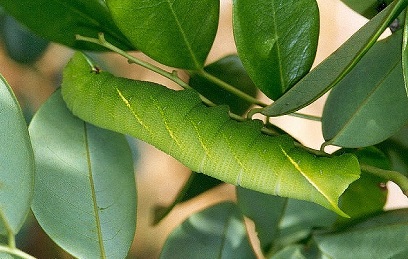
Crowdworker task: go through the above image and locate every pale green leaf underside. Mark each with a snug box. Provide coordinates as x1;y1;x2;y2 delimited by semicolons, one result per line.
61;53;361;216
160;202;256;258
29;90;136;258
0;75;34;235
314;209;408;258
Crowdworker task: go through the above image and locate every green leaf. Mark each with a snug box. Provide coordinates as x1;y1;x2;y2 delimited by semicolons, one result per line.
269;245;311;259
160;202;256;259
0;0;133;51
233;0;319;100
377;125;408;176
106;0;219;69
322;32;408;148
0;75;34;236
29;90;136;258
61;52;361;216
336;147;389;220
341;0;393;18
236;187;286;252
153;172;222;225
237;188;337;253
0;15;48;64
338;173;387;221
262;1;408;116
277;199;337;245
403;10;408;94
189;55;258;115
314;209;408;258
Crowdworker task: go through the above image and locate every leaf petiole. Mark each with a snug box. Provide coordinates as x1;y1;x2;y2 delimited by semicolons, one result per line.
76;33;192;90
360;163;408;197
76;33;220;108
76;33;323;124
195;69;267;107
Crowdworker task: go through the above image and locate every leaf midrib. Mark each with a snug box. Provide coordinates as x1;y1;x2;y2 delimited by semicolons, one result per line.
270;0;286;93
328;59;400;145
84;122;106;259
165;0;201;69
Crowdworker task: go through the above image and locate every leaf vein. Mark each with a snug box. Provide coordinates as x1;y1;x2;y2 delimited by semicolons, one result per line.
165;0;200;68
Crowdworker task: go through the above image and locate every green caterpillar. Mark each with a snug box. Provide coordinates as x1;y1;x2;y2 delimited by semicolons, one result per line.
61;53;360;216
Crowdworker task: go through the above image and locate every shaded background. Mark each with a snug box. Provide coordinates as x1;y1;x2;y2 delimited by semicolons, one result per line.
0;0;407;258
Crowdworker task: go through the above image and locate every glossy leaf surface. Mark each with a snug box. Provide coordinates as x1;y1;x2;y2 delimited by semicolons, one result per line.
29;91;136;258
62;52;360;216
189;55;258;115
160;202;256;259
322;33;408;148
0;0;133;50
314;209;408;258
107;0;219;69
262;1;407;116
0;75;34;235
233;0;319;100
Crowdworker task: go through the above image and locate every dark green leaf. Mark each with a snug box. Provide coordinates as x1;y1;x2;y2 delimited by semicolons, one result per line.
269;245;310;259
262;1;407;116
106;0;219;69
341;0;393;18
61;52;361;216
236;187;286;252
233;0;319;100
189;55;258;115
403;10;408;94
0;0;133;50
160;202;256;259
338;173;387;221
237;187;337;253
377;125;408;176
322;32;408;148
0;15;48;63
314;209;408;258
153;173;222;225
277;199;337;245
29;90;136;258
336;147;389;221
0;75;34;236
